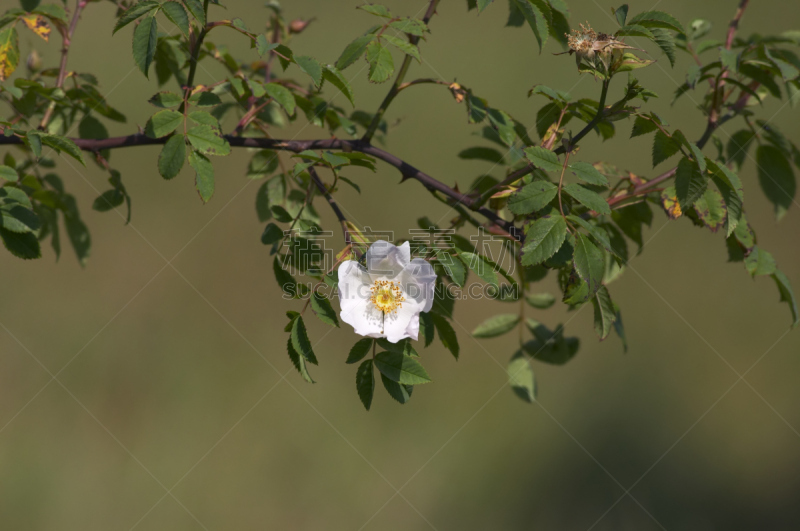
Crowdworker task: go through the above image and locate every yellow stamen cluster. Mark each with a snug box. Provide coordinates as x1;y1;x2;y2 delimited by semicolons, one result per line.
370;280;405;314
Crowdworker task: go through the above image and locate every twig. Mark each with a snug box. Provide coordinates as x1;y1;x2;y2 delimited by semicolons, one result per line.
39;0;87;129
362;0;441;142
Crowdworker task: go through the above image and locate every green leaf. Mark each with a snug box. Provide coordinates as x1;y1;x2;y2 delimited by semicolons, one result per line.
336;34;375;70
260;222;283;245
132;15;158;78
186;125;231;156
188;151;214;203
616;24;654;39
431;313;459;359
521;215;567;266
188;110;219;130
311;292;339;327
380;373;413;404
255;34;276;56
566;215;620;258
756;145;796;220
0;205;40;233
161;1;189;37
693;187;727;233
382;35;420;62
287;337;314;383
295;55;323;87
25;130;41;158
592;285;616;339
188;92;222;107
0;165;18;181
507;181;557;215
373;352;431;385
472;314;520;338
631;116;658;138
569;162;609;186
772;269;799;328
438;252;466;287
322;66;355;106
420;312;435;347
458;251;498;286
148;91;183;108
158;134;186;180
183;0;205;26
477;0;494;12
347;338;373;364
745;246;777;277
615;4;628;26
356;359;374;410
36;133;85;165
720;47;739;74
0;27;19;82
650;28;676;67
526;292;555;309
291;316;318;365
112;0;159;34
652;130;681;167
377;339;419;358
458;146;505;164
674;156;707;209
91;190;125;213
365;40;394;83
508;352;536;402
563;183;611;215
358;4;392;17
0;227;41;260
513;0;548;52
524;145;562;172
389;18;427;36
726;130;755;170
573;233;605;297
627;10;685;34
689;142;706;174
263;82;296;115
145;109;183;138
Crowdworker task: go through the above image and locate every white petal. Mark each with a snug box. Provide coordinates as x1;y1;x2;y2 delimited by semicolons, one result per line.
367;240;410;280
398;258;437;313
383;297;424;343
338;261;385;338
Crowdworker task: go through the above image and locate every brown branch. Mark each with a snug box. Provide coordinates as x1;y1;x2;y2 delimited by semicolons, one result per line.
0;132;518;239
726;0;750;49
39;0;87;129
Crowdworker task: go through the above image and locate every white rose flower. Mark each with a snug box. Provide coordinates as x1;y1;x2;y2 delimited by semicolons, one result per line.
337;240;436;343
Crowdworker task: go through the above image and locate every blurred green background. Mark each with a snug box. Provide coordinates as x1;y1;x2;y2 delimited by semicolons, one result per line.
2;0;800;529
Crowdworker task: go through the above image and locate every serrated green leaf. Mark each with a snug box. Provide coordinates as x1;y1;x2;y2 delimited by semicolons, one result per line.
0;165;18;181
652;130;681;167
592;285;616;339
573;233;604;297
389;18;427;36
726;129;755;170
366;40;394;83
356;359;374;409
287;337;314;383
566;215;619;258
161;1;189;37
145;109;183;138
693;187;727;233
263;82;296;115
772;269;799;328
336;34;375;70
756;145;795;220
36;133;85;165
431;313;459;359
627;10;685;34
720;47;739;74
260;222;283;245
615;4;628;26
569;161;609;186
674;156;707;209
507;181;558;215
650;28;676;67
183;0;205;26
186;125;230;156
616;24;653;39
382;35;420;62
374;352;431;385
745;246;777;277
563;183;611;215
521;215;567;266
380;373;413;404
112;0;159;34
526;292;555;309
0;27;19;82
188;91;222;107
472;314;520;338
322;66;354;106
631;115;658;138
458;251;498;286
513;0;548;52
149;91;183;108
524;146;562;172
158;134;185;180
291;316;318;365
132;15;158;78
188;151;214;203
0;227;41;260
311;292;339;327
508;352;535;402
295;55;322;87
347;338;373;364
